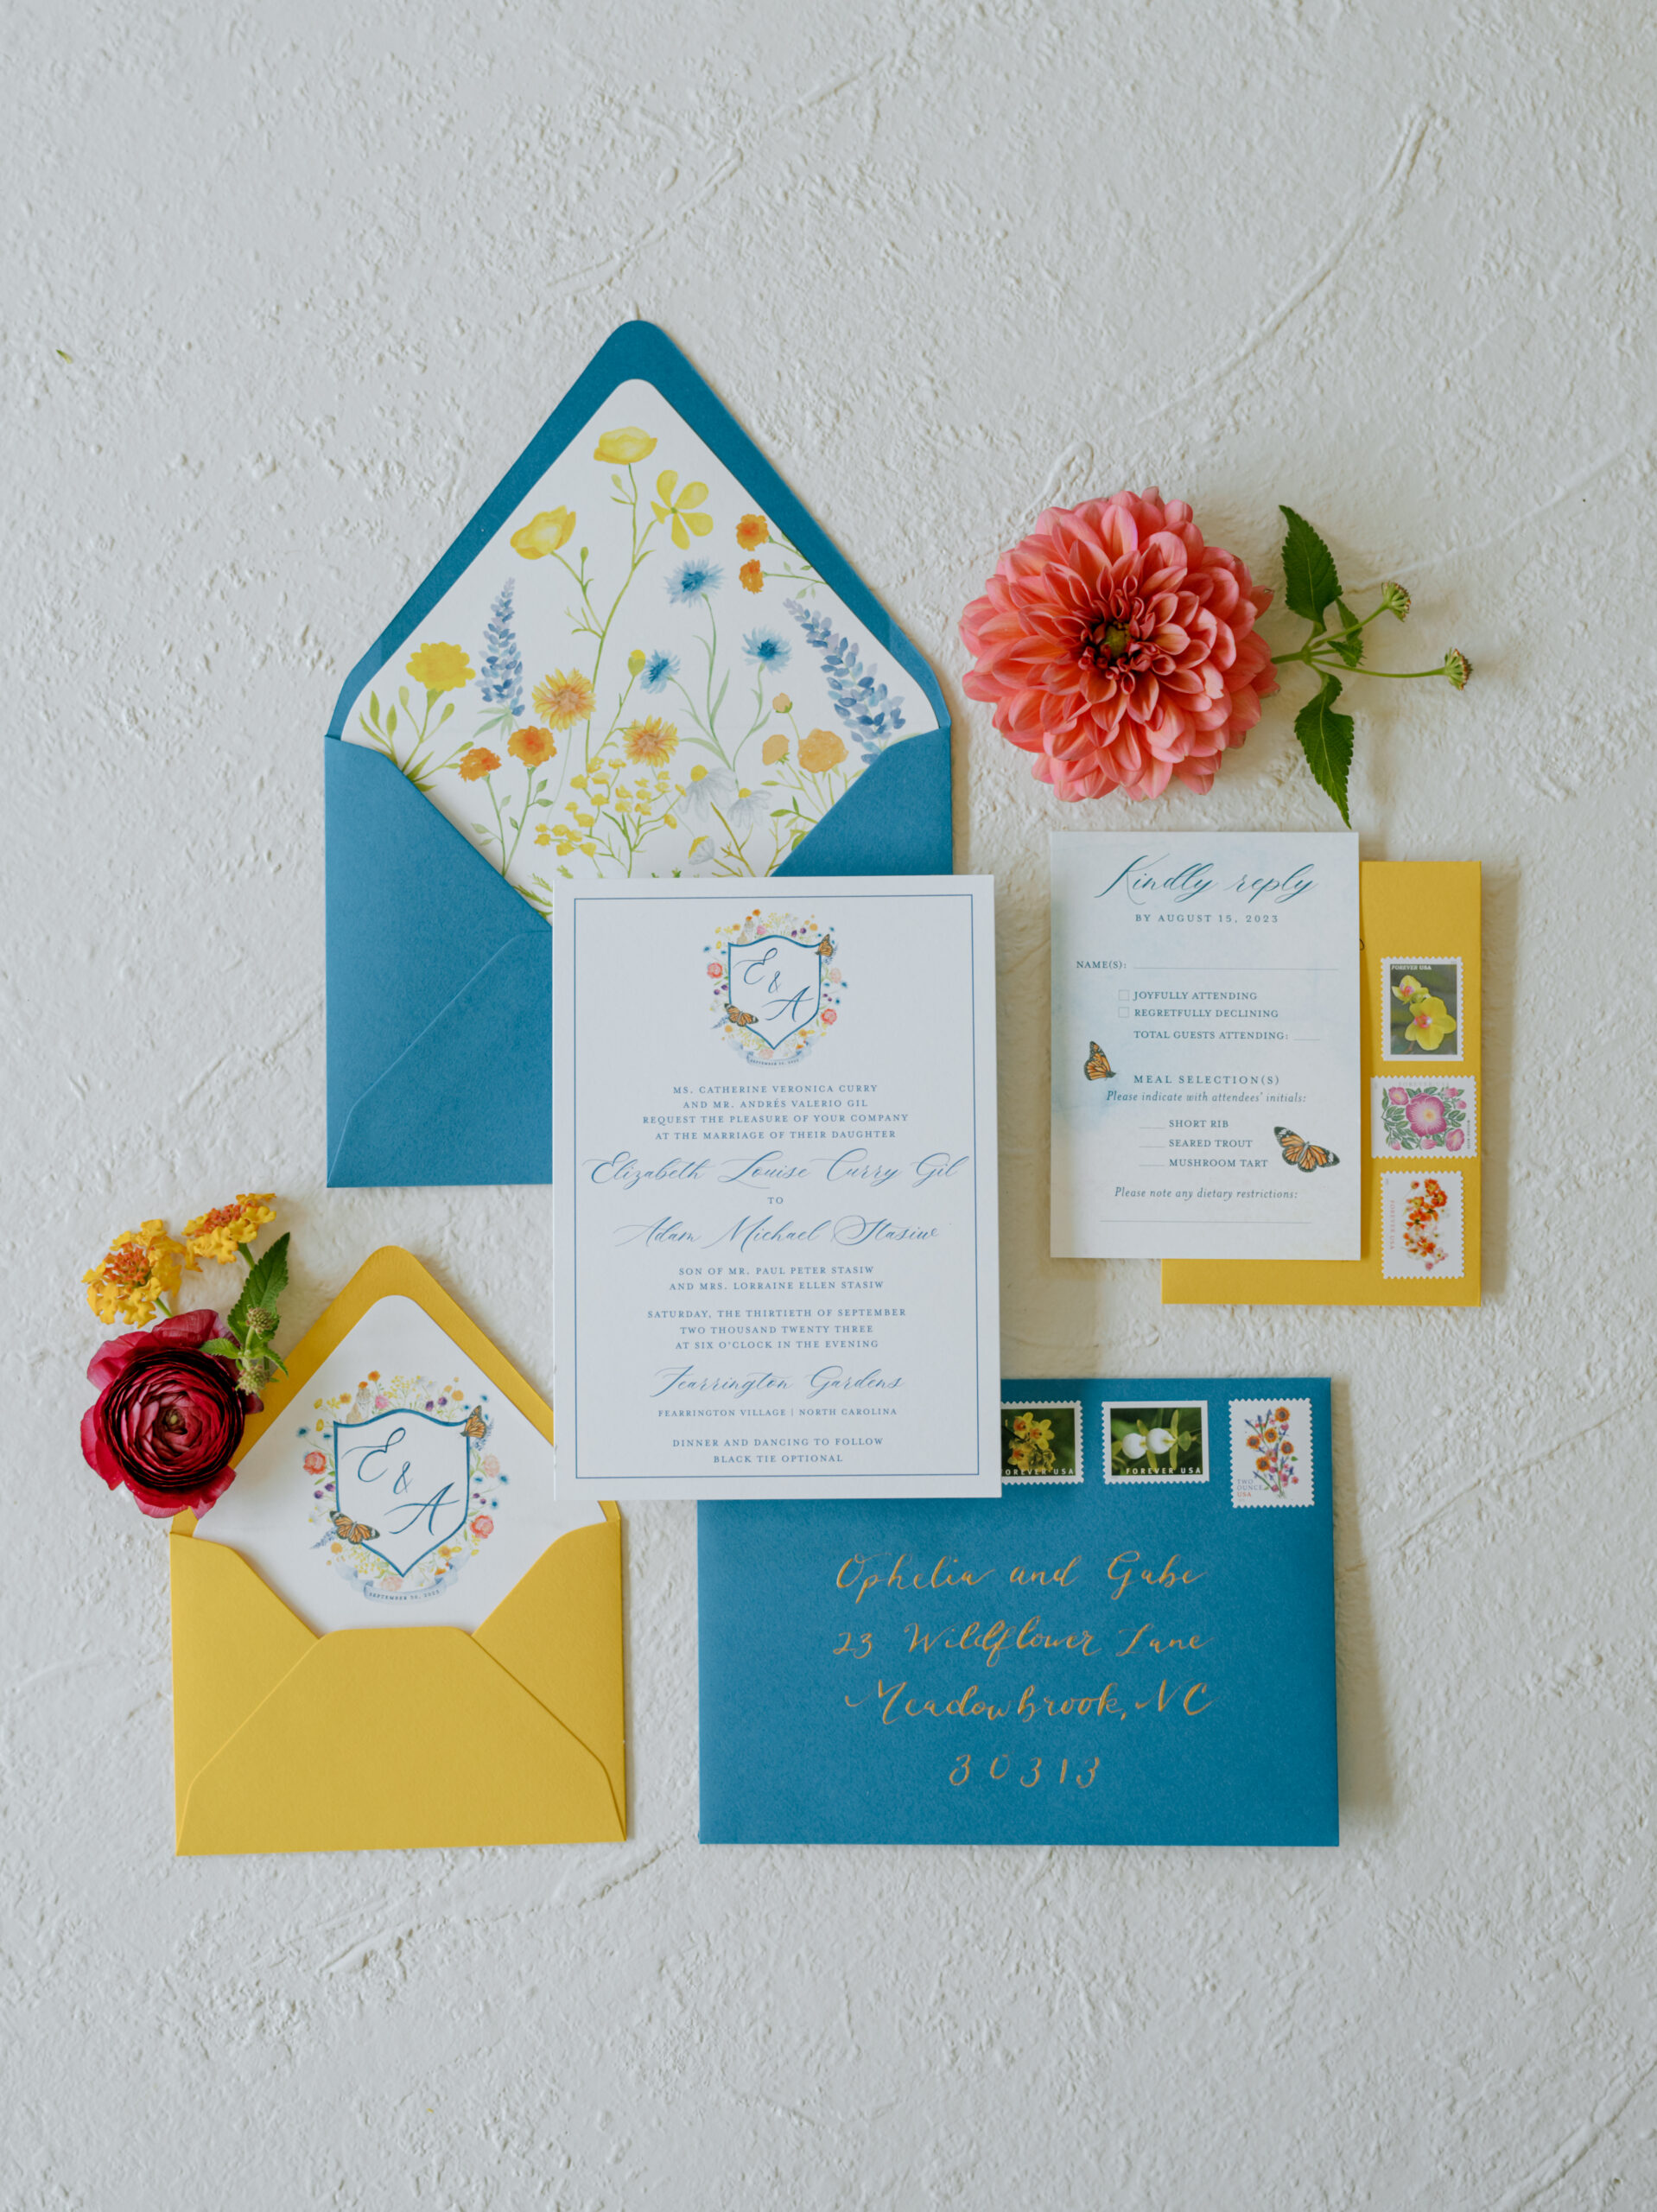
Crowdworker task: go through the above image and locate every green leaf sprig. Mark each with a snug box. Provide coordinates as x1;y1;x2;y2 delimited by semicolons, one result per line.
201;1231;291;1399
1273;507;1471;823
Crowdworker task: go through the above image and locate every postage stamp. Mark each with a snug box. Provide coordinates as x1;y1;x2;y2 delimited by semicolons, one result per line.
1371;1075;1477;1158
1381;1167;1466;1280
1381;957;1463;1061
1229;1396;1314;1506
1000;1400;1083;1484
1105;1402;1209;1484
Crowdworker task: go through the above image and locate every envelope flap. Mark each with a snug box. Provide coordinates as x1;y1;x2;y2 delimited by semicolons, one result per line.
774;728;950;878
329;321;950;918
327;740;550;1187
170;1531;315;1824
236;1244;558;1453
175;1624;625;1855
474;1510;625;1814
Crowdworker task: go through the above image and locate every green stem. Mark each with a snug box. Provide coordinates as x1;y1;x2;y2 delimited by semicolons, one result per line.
702;594;721;739
1320;663;1452;681
502;760;536;877
1271;640;1451;681
486;779;511;872
581;472;658;770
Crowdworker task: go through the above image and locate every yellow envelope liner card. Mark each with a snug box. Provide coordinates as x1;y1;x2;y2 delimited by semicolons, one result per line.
170;1247;625;1853
1161;861;1482;1308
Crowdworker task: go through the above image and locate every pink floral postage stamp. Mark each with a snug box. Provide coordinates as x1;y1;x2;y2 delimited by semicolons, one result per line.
1229;1396;1313;1506
1371;1076;1476;1158
1381;1168;1466;1279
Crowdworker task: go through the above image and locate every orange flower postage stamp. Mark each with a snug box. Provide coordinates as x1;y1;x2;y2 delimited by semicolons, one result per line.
1381;1168;1466;1280
1229;1397;1313;1506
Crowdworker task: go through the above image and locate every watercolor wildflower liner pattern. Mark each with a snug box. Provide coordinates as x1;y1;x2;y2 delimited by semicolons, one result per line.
1229;1398;1313;1506
302;1370;505;1603
1371;1077;1477;1158
1000;1402;1083;1484
1381;1170;1465;1281
707;908;846;1066
354;417;916;916
1107;1402;1209;1484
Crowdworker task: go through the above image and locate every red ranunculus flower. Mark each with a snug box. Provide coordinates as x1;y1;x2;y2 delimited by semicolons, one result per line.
79;1308;252;1519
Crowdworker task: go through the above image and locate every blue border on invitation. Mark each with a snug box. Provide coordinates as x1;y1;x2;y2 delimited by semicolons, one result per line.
565;887;988;1486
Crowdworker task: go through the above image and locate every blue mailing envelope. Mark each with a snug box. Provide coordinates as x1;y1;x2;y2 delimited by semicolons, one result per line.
327;321;953;1188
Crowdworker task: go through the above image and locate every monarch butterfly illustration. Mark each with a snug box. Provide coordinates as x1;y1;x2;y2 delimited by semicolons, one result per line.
330;1511;378;1545
1274;1125;1340;1173
816;935;835;958
1084;1041;1114;1081
726;1005;758;1029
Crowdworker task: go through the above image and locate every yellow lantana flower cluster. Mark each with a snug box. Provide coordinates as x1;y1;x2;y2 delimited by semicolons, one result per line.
82;1221;194;1327
184;1193;276;1264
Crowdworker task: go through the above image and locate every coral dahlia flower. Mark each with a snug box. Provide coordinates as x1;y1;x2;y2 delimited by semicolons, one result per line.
960;490;1278;801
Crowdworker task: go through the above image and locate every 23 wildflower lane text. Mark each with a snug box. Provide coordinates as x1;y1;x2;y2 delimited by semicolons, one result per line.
833;1546;1215;1784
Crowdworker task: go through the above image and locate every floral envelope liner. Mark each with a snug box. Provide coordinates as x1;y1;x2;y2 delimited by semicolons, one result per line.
1371;1076;1476;1157
1229;1399;1313;1506
342;381;934;913
1381;958;1463;1060
1381;1169;1465;1280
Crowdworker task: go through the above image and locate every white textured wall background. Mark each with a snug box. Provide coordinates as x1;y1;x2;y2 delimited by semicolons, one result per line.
3;4;1652;2206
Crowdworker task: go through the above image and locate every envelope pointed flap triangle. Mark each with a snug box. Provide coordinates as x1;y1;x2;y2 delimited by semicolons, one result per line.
329;321;949;912
236;1244;559;1458
175;1627;624;1854
170;1531;314;1836
326;741;550;1187
475;1503;625;1819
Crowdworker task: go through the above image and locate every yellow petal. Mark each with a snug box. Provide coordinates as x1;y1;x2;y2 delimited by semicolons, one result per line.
510;506;575;558
594;427;657;465
685;510;714;537
656;469;678;503
671;515;689;550
678;480;709;508
651;505;669;524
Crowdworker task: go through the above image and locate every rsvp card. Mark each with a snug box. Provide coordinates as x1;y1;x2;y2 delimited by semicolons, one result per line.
1051;832;1361;1261
555;877;1000;1498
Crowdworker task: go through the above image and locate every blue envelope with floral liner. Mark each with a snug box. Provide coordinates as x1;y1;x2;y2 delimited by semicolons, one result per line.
326;321;952;1189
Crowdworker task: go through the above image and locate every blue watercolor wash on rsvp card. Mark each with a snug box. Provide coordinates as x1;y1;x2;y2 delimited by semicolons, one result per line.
697;1377;1336;1845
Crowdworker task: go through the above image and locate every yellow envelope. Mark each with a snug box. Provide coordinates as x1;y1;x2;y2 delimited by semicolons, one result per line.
1161;861;1482;1308
170;1247;625;1853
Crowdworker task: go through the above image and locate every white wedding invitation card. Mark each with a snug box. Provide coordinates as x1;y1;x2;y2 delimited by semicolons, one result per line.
555;876;1000;1498
1051;832;1361;1261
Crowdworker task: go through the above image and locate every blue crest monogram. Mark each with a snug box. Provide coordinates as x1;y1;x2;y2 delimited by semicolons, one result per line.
724;933;823;1048
332;1408;473;1577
